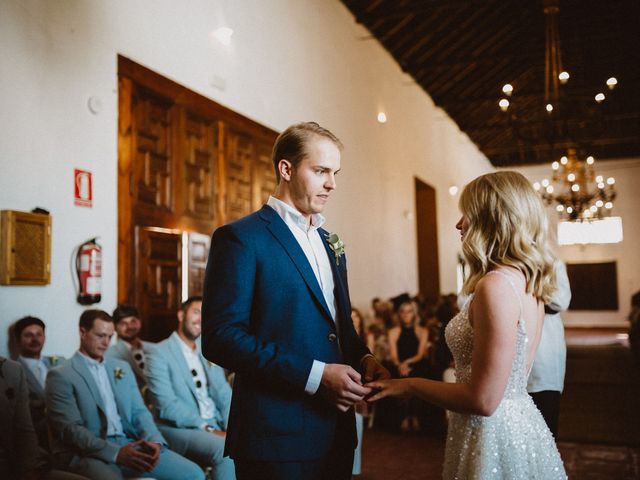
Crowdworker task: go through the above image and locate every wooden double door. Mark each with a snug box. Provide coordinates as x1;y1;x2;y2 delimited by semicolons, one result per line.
118;56;277;342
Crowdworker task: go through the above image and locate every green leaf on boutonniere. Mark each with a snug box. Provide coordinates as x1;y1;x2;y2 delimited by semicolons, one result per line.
325;232;345;266
50;355;59;365
114;367;125;380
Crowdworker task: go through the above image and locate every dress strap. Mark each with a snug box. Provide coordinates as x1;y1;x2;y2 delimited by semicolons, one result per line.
486;270;524;328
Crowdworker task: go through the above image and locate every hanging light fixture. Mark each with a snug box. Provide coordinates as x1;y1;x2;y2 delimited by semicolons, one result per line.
533;148;616;222
498;0;622;244
498;0;619;163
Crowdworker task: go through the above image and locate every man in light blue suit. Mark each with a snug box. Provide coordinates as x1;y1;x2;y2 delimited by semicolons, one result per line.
107;304;155;390
201;122;390;480
146;296;235;480
15;315;66;449
45;309;204;480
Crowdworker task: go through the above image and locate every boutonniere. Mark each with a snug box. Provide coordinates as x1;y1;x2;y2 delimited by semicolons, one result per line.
50;355;60;365
114;367;125;380
325;232;345;266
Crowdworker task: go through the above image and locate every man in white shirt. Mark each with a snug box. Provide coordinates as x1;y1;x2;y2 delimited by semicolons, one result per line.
201;122;390;480
107;304;154;390
146;297;235;480
45;309;204;480
15;316;65;449
527;259;572;436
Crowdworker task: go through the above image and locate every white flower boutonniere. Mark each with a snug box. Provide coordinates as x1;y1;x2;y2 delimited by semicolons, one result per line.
114;367;125;380
325;232;345;266
50;355;59;366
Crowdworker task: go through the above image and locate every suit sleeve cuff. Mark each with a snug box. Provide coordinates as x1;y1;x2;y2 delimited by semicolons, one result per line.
304;360;325;395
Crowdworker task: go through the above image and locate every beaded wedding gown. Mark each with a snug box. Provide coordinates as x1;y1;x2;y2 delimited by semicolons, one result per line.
443;271;567;479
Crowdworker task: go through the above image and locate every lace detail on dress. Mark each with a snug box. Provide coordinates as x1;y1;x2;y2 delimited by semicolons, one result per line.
442;273;567;479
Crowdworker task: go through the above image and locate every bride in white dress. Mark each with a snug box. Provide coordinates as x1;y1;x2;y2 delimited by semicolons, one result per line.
367;171;567;479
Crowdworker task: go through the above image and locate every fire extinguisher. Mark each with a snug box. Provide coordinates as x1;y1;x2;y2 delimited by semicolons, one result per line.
74;238;102;305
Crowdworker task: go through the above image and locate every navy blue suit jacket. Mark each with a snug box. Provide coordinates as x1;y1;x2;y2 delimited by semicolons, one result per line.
201;205;370;462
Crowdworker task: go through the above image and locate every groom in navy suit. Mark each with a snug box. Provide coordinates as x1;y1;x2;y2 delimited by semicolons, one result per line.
202;121;390;479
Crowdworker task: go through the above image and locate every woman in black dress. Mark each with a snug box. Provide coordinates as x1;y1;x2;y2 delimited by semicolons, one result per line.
386;301;429;431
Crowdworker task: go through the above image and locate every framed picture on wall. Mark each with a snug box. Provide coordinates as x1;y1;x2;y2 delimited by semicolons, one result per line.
566;261;618;310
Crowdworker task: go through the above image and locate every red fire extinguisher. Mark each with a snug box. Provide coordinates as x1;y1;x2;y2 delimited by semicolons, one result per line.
75;238;102;305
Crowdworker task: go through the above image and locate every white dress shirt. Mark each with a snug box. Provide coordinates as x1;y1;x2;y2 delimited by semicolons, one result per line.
267;196;338;395
19;356;48;389
528;260;572;393
172;332;216;422
78;352;124;437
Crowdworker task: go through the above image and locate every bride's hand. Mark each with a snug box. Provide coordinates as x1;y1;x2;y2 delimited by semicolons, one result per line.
398;362;412;377
364;378;412;402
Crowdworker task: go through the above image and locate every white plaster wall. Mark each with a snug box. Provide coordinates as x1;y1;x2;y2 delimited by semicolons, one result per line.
0;0;492;357
509;158;640;327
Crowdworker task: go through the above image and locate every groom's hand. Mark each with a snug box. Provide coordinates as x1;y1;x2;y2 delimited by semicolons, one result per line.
360;355;391;383
320;364;371;412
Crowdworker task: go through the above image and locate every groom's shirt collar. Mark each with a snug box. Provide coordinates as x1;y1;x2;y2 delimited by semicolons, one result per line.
267;196;325;233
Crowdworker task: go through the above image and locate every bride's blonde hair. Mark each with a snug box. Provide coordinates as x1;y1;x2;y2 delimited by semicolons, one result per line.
459;171;556;303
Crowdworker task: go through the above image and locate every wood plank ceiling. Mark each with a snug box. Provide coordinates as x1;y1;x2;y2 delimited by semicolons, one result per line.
340;0;640;166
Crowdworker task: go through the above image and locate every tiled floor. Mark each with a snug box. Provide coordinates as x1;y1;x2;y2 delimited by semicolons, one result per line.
358;430;640;479
357;327;640;479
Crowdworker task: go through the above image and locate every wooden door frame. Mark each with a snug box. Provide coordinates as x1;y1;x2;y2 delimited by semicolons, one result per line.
414;177;440;302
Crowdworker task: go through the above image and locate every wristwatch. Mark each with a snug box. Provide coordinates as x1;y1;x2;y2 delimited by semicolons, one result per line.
203;424;216;433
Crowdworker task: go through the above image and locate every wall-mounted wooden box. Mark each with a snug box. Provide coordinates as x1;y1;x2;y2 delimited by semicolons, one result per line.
0;210;51;285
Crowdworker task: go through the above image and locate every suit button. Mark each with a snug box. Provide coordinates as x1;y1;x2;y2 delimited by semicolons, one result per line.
328;333;337;342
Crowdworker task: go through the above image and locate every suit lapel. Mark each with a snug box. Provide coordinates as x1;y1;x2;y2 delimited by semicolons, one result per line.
260;206;334;322
319;227;351;324
105;359;132;432
168;335;200;403
17;357;44;397
71;353;106;414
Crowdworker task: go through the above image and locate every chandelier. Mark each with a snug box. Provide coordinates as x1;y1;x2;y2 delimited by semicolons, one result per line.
532;147;616;221
497;0;620;223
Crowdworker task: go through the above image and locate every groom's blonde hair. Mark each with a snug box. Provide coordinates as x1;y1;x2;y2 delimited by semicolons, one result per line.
459;171;556;303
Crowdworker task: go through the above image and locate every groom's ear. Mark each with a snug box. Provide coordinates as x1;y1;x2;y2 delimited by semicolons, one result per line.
277;159;293;182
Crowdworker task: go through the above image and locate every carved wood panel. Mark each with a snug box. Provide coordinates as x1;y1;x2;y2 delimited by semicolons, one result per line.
132;89;173;213
252;140;277;211
184;113;217;221
136;227;182;342
225;128;254;221
119;56;278;340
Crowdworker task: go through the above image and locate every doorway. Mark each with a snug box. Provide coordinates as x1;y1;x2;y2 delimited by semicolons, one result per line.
414;178;440;303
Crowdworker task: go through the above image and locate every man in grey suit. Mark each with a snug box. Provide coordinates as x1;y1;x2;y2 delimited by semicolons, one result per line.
45;309;204;480
146;296;235;480
107;305;154;390
15;315;65;449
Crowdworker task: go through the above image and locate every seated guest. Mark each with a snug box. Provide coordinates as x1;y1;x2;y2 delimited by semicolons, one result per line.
146;296;235;480
45;310;204;480
107;304;154;389
386;301;429;432
1;356;87;480
15;315;66;449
